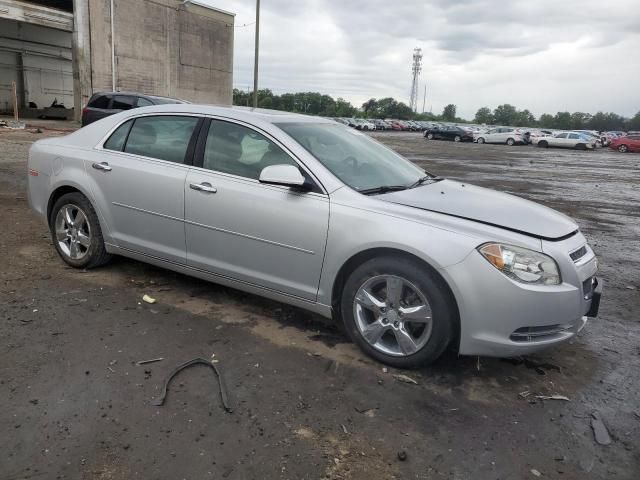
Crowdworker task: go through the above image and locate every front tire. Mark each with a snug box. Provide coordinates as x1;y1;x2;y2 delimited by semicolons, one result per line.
618;144;628;153
340;256;455;368
454;135;461;142
506;138;515;146
538;140;548;148
426;133;434;140
477;137;485;144
49;192;112;269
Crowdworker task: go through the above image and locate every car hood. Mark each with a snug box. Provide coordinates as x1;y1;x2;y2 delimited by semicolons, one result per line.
378;179;578;240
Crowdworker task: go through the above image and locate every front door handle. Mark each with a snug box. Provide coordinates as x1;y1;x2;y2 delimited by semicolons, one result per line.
189;182;217;193
92;162;112;172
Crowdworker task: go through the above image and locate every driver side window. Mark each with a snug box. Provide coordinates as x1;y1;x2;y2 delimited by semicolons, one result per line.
203;120;297;180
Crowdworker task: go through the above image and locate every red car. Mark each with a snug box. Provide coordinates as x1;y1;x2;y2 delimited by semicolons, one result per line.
609;134;640;153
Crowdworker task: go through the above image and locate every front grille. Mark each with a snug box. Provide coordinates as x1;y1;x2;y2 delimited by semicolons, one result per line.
570;245;588;262
510;324;573;342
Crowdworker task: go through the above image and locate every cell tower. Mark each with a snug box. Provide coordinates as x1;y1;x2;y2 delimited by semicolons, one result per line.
409;47;423;112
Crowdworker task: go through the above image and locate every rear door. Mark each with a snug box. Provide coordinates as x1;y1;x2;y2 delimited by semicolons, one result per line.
567;133;581;147
87;114;202;263
184;118;330;300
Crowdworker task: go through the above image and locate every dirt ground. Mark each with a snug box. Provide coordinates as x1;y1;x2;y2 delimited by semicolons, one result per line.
1;124;639;480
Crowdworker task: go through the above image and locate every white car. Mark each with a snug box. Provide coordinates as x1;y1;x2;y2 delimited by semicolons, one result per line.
475;127;525;146
535;132;596;150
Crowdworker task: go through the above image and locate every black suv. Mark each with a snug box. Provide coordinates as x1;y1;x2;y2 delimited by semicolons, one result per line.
81;92;187;126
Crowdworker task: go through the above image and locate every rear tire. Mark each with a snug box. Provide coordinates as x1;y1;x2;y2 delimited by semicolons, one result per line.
340;256;455;368
618;144;628;153
49;192;112;269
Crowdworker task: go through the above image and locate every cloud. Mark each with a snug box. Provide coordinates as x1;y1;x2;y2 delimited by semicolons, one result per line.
201;0;640;118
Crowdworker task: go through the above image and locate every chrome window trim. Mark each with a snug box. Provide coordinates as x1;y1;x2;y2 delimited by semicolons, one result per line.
94;112;329;196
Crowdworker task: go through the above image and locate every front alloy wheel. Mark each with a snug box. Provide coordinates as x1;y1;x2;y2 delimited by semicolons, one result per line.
354;275;433;356
340;256;455;367
618;145;628;153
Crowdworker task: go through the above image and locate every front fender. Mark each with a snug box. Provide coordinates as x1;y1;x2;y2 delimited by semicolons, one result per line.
317;200;480;305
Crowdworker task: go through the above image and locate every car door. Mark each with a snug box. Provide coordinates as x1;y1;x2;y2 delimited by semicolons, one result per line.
492;128;506;143
482;128;495;143
567;133;581;147
87;114;202;263
184;118;330;301
551;133;569;147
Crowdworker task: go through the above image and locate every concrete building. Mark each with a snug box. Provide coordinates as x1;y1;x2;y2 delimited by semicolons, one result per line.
0;0;234;120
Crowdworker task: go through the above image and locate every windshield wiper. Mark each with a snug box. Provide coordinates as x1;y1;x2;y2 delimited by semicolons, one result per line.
358;185;408;195
408;175;442;189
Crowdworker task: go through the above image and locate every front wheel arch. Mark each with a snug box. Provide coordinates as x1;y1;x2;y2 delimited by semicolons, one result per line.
331;248;460;350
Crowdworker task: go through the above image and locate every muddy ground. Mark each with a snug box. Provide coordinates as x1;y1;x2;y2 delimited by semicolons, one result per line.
1;124;639;479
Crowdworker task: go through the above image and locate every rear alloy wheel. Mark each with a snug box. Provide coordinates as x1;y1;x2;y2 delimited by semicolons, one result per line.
477;137;485;144
50;192;111;269
454;135;461;142
506;138;515;146
426;133;434;140
341;256;455;368
618;144;628;153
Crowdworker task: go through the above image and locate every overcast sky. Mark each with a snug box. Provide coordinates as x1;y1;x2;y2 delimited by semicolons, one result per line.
203;0;640;119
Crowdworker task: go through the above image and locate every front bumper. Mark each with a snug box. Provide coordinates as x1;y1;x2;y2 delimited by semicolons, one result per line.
443;236;601;357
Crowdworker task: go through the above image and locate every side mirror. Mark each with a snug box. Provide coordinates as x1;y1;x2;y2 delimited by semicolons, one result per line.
259;164;306;188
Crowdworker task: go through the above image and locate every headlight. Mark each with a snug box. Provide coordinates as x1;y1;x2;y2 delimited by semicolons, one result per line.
478;243;561;285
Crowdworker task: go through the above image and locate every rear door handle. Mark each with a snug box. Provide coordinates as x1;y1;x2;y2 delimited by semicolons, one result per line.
189;182;217;193
92;162;112;172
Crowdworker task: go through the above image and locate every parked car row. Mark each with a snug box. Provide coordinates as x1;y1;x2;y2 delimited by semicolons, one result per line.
421;123;639;153
333;118;437;131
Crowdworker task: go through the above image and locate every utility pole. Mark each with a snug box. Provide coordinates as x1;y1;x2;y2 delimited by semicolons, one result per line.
409;47;422;112
11;80;18;121
110;0;116;91
252;0;260;108
422;84;426;114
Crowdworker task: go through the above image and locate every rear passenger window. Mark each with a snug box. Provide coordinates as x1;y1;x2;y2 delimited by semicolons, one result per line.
104;119;133;151
112;96;137;110
202;120;297;180
88;95;111;109
124;116;199;163
137;97;153;107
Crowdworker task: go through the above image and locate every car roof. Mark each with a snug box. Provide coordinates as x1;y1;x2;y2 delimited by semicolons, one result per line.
92;91;187;103
105;103;337;125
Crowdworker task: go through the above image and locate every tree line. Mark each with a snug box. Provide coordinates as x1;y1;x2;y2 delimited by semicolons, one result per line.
232;89;640;131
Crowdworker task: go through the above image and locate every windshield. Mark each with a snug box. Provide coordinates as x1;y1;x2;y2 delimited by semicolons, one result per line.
277;122;428;191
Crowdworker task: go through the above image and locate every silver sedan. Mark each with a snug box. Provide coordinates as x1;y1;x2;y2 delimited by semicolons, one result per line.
27;105;601;367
